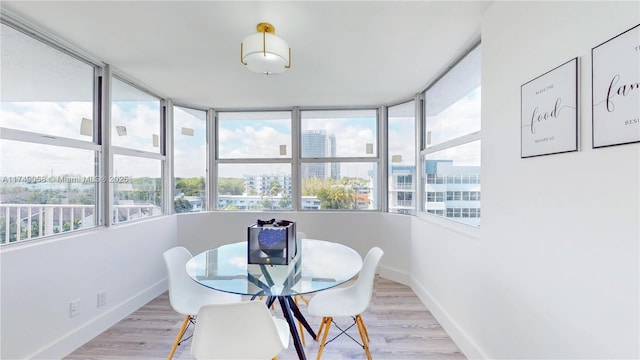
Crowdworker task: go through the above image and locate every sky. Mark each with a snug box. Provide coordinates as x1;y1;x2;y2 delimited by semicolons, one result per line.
0;86;479;180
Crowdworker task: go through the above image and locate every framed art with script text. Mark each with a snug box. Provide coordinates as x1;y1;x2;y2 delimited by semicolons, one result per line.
521;57;578;158
592;24;640;148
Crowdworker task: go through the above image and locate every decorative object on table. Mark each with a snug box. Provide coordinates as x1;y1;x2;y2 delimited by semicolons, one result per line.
248;218;299;265
592;23;640;148
521;57;579;158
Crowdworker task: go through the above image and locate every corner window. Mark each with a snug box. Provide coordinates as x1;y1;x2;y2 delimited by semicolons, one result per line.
388;100;416;215
421;44;481;227
0;23;99;244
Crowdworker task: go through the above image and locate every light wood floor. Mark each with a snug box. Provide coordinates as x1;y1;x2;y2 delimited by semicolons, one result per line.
65;276;465;360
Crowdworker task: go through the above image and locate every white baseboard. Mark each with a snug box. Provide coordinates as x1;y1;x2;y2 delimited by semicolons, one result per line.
378;264;411;286
30;279;168;360
410;276;487;360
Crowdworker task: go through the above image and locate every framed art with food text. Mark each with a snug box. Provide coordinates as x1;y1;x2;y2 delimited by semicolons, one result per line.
592;24;640;148
521;57;578;158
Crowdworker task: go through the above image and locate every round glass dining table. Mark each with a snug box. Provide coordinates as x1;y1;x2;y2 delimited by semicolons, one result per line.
185;239;363;360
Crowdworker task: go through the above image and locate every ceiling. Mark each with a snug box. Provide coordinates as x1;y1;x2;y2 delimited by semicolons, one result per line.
0;1;491;110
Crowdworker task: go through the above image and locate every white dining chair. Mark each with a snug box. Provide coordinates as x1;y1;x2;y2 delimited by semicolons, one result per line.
307;247;384;360
163;246;242;360
190;300;290;360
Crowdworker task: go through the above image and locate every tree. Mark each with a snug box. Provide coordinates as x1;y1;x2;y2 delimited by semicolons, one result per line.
0;216;17;243
174;198;193;213
279;194;292;209
317;186;355;210
218;177;244;195
176;177;205;196
302;177;332;196
268;179;282;197
260;198;272;210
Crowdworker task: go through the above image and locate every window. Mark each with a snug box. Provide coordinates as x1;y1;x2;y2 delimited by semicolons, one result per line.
173;106;207;213
218;111;291;159
300;109;378;210
388;100;416;215
421;43;481;227
0;23;99;244
111;78;164;223
216;111;292;210
217;163;292;210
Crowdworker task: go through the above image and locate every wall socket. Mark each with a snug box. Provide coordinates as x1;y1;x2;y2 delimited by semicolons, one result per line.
97;291;106;307
70;299;80;317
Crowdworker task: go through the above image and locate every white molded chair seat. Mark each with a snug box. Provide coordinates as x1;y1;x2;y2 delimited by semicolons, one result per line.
191;300;290;360
163;246;241;360
307;247;384;360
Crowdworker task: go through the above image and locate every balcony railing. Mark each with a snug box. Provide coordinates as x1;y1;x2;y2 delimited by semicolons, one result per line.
1;203;159;245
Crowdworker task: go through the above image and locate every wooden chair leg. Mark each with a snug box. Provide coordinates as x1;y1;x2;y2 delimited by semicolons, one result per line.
355;315;372;360
316;316;327;338
298;294;310;305
316;317;332;360
356;314;370;342
294;296;306;345
168;315;190;360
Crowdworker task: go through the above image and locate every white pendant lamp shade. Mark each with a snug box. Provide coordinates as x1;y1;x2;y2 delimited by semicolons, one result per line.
241;23;291;75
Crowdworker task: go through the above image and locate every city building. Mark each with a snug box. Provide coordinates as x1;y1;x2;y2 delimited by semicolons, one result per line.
301;130;339;180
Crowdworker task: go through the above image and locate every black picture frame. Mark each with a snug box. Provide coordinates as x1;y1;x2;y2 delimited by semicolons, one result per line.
592;24;640;149
521;58;579;158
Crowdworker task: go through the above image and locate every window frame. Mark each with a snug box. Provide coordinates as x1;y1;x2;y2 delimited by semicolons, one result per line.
213;109;295;211
419;41;482;228
298;107;381;212
0;19;103;244
172;103;209;214
109;74;167;225
386;99;417;216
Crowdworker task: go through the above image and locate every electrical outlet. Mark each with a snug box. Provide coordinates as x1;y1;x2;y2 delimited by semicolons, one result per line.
70;299;80;317
97;291;106;307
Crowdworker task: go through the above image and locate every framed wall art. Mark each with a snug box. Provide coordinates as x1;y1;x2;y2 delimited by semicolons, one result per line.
521;57;578;158
592;24;640;148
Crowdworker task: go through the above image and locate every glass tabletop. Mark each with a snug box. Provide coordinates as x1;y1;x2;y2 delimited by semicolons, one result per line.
186;239;363;297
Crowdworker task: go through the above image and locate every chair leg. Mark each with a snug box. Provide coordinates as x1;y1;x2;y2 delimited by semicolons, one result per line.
298;294;310;305
316;316;327;338
356;314;370;342
294;296;306;345
355;315;372;360
316;317;332;360
168;315;190;360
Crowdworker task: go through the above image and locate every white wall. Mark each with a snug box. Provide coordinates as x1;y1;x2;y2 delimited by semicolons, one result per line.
412;1;639;359
0;210;411;360
3;3;638;360
0;216;177;359
177;211;412;285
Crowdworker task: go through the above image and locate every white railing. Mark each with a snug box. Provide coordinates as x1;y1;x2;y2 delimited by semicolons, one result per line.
1;203;160;245
112;204;160;224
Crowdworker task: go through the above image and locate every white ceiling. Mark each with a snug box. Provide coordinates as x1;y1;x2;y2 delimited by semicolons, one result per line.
1;1;491;109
